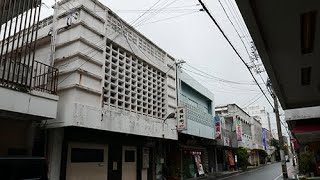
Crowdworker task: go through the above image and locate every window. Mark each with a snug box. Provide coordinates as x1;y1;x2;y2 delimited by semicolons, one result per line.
71;148;104;163
125;150;135;162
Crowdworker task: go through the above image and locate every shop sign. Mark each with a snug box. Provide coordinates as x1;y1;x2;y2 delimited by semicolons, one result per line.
194;154;205;175
224;137;230;147
235;116;242;141
142;148;149;169
214;116;222;139
177;106;187;131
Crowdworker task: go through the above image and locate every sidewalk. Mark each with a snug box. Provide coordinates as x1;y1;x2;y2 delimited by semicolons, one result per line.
286;161;299;179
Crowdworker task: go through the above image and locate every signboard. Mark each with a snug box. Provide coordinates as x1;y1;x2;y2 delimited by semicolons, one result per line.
142;148;149;169
177;106;187;131
224;137;230;147
194;154;205;175
235;116;242;141
262;128;267;150
214;116;222;139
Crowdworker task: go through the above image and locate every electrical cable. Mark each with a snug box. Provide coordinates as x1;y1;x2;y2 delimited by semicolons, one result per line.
134;0;180;27
198;0;274;109
131;0;162;26
136;10;201;27
184;63;259;85
218;0;268;89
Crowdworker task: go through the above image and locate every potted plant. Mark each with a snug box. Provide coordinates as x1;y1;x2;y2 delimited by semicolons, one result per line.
299;151;315;176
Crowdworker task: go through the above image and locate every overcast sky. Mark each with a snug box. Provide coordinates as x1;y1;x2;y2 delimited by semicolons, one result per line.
41;0;289;136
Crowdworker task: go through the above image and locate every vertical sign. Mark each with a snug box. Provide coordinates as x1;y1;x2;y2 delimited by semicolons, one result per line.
235;116;242;141
224;137;230;146
262;128;267;150
214;116;221;139
177;106;187;131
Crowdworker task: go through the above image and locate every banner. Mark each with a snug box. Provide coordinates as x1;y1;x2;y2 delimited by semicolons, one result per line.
235;116;242;141
214;116;222;139
262;128;267;150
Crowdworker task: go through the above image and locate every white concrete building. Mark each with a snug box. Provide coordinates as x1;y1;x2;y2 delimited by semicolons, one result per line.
4;0;179;179
243;105;271;131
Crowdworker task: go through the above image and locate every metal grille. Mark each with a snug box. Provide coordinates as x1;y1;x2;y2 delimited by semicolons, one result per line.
0;0;43;91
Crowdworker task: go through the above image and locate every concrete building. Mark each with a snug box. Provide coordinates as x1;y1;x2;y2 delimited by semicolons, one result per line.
251;118;263;165
243;105;271;131
215;104;253;169
3;0;180;179
0;0;58;161
171;68;215;178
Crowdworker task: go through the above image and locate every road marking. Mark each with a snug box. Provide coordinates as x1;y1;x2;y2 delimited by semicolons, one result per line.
273;174;282;180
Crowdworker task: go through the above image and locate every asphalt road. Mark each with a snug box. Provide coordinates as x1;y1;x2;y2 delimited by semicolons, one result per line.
216;162;290;180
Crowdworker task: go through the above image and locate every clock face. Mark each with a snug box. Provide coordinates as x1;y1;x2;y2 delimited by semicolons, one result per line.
67;11;79;26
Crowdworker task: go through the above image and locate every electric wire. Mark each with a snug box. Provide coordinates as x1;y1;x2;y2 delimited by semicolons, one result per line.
184;63;259;85
134;0;180;27
136;10;201;27
218;0;268;89
198;0;274;109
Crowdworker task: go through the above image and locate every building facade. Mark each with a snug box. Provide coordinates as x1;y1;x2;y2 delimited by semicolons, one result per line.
173;68;215;179
243;105;271;131
4;0;181;179
215;104;252;170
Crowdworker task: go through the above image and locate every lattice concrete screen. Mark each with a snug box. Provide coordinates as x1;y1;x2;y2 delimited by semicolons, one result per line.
104;40;166;119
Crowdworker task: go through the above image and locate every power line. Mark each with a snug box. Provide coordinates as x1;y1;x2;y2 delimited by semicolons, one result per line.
135;0;180;27
218;0;251;61
219;0;268;90
136;10;201;27
198;0;274;109
130;0;162;26
184;63;259;85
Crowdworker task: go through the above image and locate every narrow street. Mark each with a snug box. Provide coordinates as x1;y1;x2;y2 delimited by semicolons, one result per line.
215;162;297;180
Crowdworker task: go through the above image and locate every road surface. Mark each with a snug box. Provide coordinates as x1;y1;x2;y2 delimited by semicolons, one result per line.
216;162;297;180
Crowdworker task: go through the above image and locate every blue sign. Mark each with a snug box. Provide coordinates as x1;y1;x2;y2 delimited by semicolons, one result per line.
262;128;266;150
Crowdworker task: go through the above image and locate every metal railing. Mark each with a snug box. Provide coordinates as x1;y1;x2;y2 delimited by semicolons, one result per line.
0;60;58;94
32;61;58;94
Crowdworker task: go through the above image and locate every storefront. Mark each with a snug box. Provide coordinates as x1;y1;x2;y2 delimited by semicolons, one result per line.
181;148;206;179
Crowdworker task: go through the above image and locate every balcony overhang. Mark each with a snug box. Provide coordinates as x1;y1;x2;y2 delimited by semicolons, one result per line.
285;106;320;144
235;0;320;110
0;0;41;26
0;86;58;120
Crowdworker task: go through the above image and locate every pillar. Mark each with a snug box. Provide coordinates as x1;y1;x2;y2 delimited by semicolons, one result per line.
47;128;64;180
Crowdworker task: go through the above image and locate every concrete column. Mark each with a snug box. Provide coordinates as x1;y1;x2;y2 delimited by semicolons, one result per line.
26;121;35;156
47;128;64;180
214;147;218;172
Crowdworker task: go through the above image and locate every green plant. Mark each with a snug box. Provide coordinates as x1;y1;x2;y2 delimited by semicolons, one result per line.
236;147;249;171
270;138;280;150
299;152;315;175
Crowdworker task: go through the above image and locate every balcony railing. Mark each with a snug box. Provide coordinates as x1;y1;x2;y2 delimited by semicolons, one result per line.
0;60;58;94
32;61;58;94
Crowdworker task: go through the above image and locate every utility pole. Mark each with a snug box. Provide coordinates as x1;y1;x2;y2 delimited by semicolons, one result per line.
267;79;288;178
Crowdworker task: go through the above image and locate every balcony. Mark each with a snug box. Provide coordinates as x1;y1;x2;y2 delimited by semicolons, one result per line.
0;60;59;120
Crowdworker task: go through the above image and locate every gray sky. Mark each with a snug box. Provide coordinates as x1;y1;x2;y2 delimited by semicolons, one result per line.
41;0;289;136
